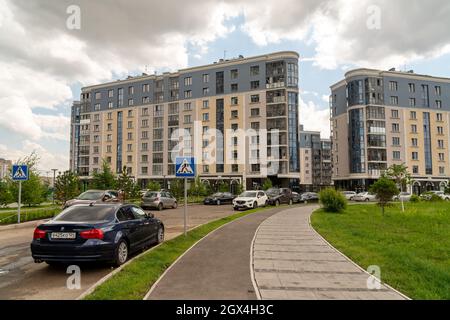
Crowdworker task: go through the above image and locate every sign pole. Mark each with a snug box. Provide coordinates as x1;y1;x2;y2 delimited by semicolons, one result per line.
18;181;22;224
184;178;187;236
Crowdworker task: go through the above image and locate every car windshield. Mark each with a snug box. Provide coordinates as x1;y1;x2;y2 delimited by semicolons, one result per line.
212;193;223;197
240;192;257;198
145;192;159;198
54;206;116;222
76;191;104;200
266;188;281;196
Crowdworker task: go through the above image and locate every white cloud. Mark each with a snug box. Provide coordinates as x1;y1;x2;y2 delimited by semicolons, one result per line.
299;96;330;139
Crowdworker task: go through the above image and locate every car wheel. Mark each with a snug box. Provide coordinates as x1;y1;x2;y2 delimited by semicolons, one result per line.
275;200;280;207
156;226;164;244
253;201;258;209
173;202;178;209
114;240;129;267
365;198;370;202
234;207;239;211
158;203;163;211
216;200;221;206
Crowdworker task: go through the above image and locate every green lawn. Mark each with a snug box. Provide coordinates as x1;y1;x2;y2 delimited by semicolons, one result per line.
311;202;450;300
85;205;281;300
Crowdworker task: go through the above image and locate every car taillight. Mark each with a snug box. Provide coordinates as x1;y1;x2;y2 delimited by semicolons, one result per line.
80;229;104;240
33;228;46;239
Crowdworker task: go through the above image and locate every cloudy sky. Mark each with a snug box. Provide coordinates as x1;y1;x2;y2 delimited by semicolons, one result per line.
1;0;450;173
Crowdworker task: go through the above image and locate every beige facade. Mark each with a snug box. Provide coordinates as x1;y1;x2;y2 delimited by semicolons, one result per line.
0;158;12;180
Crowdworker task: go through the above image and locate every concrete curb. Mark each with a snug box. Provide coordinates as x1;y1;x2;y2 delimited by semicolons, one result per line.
308;209;411;300
0;219;50;232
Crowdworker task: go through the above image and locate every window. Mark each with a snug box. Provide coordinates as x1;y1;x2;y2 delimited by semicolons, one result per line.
409;98;416;107
231;123;238;131
202;113;209;121
127;144;132;152
438;126;444;135
251;122;260;130
184;77;192;86
203;87;209;96
392;123;400;132
439;153;445;162
107;112;112;120
93;146;99;153
128;110;133;117
107;145;112;153
128;86;134;95
250;65;259;76
142;96;150;104
389;81;398;91
231;110;238;119
203;165;209;173
393;151;401;160
107;134;112;142
231;83;238;92
439;167;445;175
184;115;192;124
184;90;192;98
392;137;400;146
153;141;163;152
108;101;113;109
422;84;429;107
438;140;444;149
127;155;132;163
128;98;134;106
435;86;441;96
202;100;209;109
436;100;442;109
251;94;260;103
411;124;417;133
127;132;133;140
118;88;124;107
142;84;150;93
141;167;148;175
391;110;399;118
141;119;149;127
390;96;398;105
202;74;209;83
142;131;148;139
410;111;417;119
231;97;238;105
94;103;100;111
108;90;114;98
95;92;102;100
127;121;133;129
250;81;260;89
251;108;260;117
287;63;298;87
411;138;418;147
412;152;419;160
437;113;443;122
230;69;238;79
412;166;419;174
408;83;415;93
184;102;192;111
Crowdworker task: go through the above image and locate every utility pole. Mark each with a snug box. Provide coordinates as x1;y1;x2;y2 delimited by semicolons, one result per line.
51;169;58;204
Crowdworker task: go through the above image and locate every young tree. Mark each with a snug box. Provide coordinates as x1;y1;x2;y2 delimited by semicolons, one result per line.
370;177;399;215
54;171;80;204
385;164;411;212
169;179;183;199
262;179;273;191
217;180;229;193
0;180;13;207
147;180;161;192
91;160;116;190
189;177;208;197
116;166;135;202
233;182;245;195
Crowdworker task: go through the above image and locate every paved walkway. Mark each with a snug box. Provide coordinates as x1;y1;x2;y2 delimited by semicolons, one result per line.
146;207;284;300
252;206;407;300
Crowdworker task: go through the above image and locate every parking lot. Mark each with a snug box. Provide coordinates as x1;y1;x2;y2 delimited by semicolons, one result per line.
0;204;239;300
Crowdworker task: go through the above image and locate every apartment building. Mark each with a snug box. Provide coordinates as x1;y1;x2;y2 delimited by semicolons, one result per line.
298;126;332;191
70;51;300;190
330;68;450;194
0;158;12;180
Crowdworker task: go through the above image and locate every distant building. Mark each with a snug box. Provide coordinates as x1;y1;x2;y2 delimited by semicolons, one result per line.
299;126;333;192
0;158;12;180
331;68;450;193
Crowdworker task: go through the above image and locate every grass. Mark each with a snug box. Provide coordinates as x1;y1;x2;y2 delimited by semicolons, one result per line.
85;206;274;300
0;207;61;225
311;202;450;300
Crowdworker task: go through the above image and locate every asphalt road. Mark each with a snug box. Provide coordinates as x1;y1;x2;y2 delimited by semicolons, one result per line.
0;204;239;300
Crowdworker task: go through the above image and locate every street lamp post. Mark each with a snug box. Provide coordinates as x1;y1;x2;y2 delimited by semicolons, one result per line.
51;169;58;204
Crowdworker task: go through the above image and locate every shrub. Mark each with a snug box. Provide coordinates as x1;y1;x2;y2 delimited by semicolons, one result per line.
370;177;399;215
429;194;443;202
410;194;421;203
319;188;347;213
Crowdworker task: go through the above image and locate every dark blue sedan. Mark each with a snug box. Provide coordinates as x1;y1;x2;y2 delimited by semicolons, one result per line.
31;203;164;266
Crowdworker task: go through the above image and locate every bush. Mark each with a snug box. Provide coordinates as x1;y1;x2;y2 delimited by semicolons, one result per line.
410;194;421;203
429;194;443;202
319;188;347;213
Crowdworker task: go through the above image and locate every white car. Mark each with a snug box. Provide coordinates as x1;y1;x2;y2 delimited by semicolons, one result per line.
430;191;450;201
233;191;268;210
353;192;376;202
393;192;412;202
341;191;357;200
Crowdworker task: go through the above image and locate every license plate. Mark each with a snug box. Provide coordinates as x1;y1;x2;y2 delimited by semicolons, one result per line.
51;232;76;240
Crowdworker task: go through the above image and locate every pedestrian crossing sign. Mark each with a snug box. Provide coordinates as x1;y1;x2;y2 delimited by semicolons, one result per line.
12;165;29;181
176;157;196;178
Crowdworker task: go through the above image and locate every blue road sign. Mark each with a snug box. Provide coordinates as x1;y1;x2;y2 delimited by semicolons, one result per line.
12;165;29;181
175;157;196;178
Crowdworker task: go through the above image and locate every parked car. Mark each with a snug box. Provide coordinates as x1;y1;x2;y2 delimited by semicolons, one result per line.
63;190;119;209
266;188;294;206
341;191;357;201
420;191;450;201
31;203;164;266
139;189;149;198
233;191;268;211
203;192;235;205
292;192;302;204
353;192;376;202
141;191;177;210
300;192;319;202
393;192;412;202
